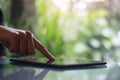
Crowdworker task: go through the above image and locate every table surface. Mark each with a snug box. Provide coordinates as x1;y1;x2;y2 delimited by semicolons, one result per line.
0;58;120;80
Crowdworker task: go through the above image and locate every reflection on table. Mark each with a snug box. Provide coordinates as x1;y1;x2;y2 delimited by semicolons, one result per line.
0;58;120;80
0;59;52;80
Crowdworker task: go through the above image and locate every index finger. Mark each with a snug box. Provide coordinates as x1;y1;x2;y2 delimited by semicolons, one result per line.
33;37;55;61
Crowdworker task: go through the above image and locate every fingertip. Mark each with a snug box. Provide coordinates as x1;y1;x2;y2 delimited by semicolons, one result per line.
49;57;56;61
47;55;56;61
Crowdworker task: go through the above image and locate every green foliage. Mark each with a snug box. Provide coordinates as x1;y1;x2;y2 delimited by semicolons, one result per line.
0;0;11;26
1;0;120;61
35;0;65;57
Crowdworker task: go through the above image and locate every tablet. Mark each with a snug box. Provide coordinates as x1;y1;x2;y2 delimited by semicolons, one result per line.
9;58;107;70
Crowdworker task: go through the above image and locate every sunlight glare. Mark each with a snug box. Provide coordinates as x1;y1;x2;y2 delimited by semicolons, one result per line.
85;0;105;2
74;1;87;10
52;0;70;12
52;0;88;12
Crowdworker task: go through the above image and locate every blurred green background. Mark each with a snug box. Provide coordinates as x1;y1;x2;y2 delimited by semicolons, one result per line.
1;0;120;62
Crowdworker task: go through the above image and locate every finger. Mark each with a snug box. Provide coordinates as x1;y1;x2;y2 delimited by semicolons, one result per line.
33;37;55;61
7;40;14;53
8;34;19;53
26;31;35;56
19;32;27;56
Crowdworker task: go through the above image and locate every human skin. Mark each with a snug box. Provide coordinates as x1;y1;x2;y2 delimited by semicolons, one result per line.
0;25;55;61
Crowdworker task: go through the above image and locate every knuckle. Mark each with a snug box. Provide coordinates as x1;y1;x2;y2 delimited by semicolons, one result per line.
26;30;31;33
19;31;25;36
26;30;33;36
19;31;26;38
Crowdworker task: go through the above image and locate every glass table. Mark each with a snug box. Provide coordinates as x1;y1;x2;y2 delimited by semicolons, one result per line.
0;58;120;80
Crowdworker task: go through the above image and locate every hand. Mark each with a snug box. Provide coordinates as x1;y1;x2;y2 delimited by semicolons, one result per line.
0;25;55;61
